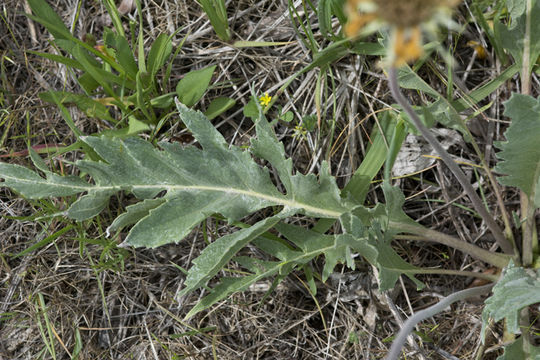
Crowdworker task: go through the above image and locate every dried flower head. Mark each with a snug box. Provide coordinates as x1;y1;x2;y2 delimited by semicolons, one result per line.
345;0;462;67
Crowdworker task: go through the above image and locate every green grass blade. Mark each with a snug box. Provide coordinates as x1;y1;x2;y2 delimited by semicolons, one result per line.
27;51;82;70
343;111;400;204
135;71;154;122
26;0;72;40
102;0;125;37
35;293;56;359
197;0;231;41
13;225;74;258
104;30;138;79
318;0;333;39
233;40;293;47
72;46;115;97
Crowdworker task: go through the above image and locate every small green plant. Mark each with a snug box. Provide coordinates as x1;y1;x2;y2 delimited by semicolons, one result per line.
26;0;234;136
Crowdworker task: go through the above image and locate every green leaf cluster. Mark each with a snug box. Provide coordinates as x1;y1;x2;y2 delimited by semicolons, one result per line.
496;336;540;360
494;0;540;75
26;0;234;130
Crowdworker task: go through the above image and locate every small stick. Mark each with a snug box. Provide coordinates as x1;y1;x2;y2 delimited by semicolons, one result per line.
24;0;38;46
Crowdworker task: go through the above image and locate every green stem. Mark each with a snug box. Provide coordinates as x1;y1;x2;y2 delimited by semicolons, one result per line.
391;221;511;269
520;0;538;268
387;67;515;256
384;119;406;182
519;2;536;355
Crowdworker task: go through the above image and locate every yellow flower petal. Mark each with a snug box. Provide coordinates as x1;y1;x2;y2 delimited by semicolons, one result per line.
392;27;423;67
259;93;272;107
344;13;377;37
467;40;488;60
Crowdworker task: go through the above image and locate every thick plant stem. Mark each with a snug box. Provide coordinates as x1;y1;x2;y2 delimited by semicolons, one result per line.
387;67;515;256
384;283;494;360
518;0;536;354
391;221;510;269
519;0;538;268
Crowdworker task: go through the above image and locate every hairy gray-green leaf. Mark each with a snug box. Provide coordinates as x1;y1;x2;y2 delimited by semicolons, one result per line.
349;183;425;290
251;108;349;216
182;231;315;319
495;93;540;208
481;263;540;340
274;222;346;282
342;210;424;291
181;219;379;318
0;163;89;198
107;198;166;235
178;215;283;298
0;101;353;248
67;191;115;221
184;257;278;319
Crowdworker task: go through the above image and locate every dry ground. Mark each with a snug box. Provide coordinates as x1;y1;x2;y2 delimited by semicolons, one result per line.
0;0;526;359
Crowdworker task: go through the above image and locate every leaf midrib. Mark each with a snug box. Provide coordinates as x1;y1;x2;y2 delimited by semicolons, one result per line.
4;174;344;219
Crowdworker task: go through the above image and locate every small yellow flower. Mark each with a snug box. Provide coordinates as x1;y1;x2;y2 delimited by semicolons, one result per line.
466;40;488;60
292;124;307;140
392;27;424;67
259;93;272;107
345;0;462;67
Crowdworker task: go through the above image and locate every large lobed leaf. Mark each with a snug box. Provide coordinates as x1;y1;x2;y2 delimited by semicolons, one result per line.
182;205;424;318
0;101;349;248
0;99;427;315
495;93;540;209
182;220;373;319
